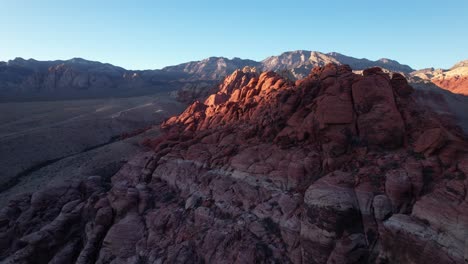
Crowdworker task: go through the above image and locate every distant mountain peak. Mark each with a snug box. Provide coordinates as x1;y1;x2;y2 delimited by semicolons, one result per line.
69;57;93;64
160;51;416;81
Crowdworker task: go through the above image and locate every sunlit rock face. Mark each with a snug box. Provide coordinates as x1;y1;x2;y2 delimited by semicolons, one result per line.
411;60;468;96
161;50;414;82
1;64;468;264
262;51;414;80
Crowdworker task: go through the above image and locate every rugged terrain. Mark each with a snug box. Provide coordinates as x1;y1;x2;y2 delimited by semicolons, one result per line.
0;58;189;101
1;64;467;263
163;50;414;81
410;79;468;132
262;51;414;80
1;51;416;102
162;57;261;81
411;60;468;96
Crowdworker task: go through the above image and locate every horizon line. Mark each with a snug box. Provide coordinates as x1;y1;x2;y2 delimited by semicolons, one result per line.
1;50;464;71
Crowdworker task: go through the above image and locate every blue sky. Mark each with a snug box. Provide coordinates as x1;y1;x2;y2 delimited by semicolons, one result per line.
0;0;467;70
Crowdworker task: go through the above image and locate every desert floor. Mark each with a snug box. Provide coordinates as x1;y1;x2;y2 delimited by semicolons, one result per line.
0;93;185;206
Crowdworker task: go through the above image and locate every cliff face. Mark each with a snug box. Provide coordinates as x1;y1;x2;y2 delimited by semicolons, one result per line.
1;64;467;264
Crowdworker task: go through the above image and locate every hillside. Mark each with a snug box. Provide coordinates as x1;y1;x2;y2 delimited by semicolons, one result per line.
411;60;468;96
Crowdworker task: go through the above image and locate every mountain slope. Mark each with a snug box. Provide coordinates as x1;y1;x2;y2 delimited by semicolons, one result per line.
161;50;415;81
262;50;339;71
1;64;467;264
410;78;468;132
327;52;414;73
162;57;261;80
262;51;414;79
0;58;186;101
411;60;468;96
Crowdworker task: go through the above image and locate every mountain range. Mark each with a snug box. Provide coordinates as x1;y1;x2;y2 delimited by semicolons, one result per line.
1;50;467;131
4;50;466;100
0;57;186;101
2;51;467;134
163;50;415;80
0;50;415;99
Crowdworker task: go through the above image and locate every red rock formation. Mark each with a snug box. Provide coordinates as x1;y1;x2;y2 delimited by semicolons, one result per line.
412;60;468;96
1;64;467;264
432;76;468;96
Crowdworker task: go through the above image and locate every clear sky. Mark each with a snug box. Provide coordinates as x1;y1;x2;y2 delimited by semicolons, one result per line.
0;0;467;70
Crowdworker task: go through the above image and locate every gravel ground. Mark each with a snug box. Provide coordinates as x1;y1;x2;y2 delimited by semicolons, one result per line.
0;93;184;205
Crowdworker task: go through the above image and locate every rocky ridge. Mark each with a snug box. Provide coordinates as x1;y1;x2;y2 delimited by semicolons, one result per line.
0;58;187;100
162;57;261;81
263;51;414;80
163;50;415;81
1;64;468;263
411;60;468;96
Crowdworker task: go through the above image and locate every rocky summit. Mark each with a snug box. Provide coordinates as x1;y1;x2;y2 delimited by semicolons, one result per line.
1;64;468;264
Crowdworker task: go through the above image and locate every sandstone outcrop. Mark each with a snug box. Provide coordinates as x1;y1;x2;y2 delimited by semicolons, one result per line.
432;76;468;96
1;64;467;263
